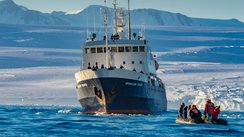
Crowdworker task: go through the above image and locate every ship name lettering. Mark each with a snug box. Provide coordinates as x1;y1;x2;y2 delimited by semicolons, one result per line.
125;82;137;86
125;82;143;87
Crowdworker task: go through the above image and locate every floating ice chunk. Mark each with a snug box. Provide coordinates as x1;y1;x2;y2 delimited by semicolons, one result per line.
58;109;73;114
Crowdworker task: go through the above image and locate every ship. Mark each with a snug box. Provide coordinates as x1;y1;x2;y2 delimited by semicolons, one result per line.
75;0;167;114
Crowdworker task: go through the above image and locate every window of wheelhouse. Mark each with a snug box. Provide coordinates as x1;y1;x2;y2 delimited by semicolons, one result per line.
139;46;145;52
125;46;131;52
97;47;103;53
91;48;96;53
133;46;138;52
118;47;124;52
111;47;117;52
85;48;90;54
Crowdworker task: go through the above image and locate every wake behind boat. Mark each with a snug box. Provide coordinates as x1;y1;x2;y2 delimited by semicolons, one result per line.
74;0;167;114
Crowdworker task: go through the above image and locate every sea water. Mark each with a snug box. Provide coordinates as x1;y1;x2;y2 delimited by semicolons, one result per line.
0;105;243;137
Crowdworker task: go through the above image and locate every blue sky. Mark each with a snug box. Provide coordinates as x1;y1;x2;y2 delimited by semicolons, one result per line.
11;0;244;22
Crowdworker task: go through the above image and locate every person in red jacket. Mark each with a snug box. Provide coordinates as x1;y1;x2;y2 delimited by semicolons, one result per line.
212;106;220;121
204;99;214;121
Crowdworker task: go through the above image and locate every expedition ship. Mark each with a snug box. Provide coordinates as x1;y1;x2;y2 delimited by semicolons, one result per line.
75;0;167;114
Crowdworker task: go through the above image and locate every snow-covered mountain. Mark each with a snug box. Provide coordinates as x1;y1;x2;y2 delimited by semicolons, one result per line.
0;0;69;26
132;9;244;27
0;0;244;27
54;5;244;28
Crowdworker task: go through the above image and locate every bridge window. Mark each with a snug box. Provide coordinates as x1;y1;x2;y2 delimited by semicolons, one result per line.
97;47;103;53
111;47;117;52
118;47;124;52
133;46;138;52
91;48;96;53
140;61;143;64
139;46;145;52
123;61;126;64
132;61;134;64
126;46;132;52
85;48;90;54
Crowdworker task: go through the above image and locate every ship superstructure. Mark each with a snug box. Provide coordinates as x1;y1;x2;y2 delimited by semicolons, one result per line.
75;0;167;114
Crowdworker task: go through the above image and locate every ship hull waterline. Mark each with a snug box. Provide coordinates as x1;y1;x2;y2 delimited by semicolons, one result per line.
76;70;167;114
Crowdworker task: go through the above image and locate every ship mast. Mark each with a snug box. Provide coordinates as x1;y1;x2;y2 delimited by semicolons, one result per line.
127;0;131;40
113;0;118;34
104;0;109;68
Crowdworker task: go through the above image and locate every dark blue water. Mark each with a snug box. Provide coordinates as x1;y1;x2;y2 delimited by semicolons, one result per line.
0;105;243;137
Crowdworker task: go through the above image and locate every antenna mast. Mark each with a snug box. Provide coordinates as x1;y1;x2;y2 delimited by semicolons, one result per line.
127;0;131;40
113;0;118;34
104;0;109;68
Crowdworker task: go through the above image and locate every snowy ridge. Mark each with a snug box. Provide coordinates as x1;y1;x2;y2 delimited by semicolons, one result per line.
0;0;69;26
65;10;83;15
55;5;244;27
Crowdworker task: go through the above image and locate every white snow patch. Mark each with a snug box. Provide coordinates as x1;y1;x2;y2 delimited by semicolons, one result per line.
65;10;83;15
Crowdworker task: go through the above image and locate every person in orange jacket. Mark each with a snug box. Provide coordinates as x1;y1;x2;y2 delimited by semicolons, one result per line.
212;106;220;121
204;99;214;121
